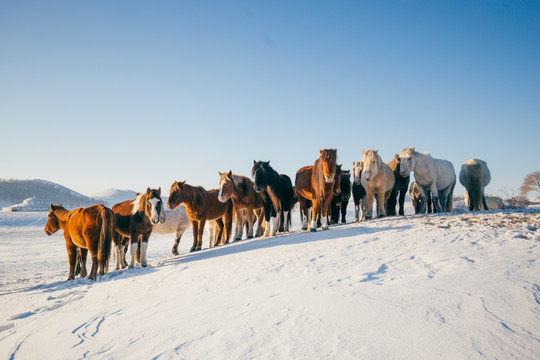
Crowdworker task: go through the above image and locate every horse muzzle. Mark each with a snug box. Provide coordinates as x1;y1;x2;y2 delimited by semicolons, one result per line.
254;185;263;193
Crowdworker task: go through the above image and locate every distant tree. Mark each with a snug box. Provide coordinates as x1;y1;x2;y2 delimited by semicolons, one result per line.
520;171;540;196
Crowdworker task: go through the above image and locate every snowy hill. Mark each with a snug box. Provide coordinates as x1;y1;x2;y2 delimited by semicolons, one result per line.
89;188;137;207
0;206;539;359
0;179;104;209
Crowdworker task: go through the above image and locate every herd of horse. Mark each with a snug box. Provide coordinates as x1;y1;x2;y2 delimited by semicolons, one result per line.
44;148;495;281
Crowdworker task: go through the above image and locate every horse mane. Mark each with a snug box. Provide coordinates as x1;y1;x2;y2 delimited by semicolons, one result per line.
184;183;208;205
131;193;145;215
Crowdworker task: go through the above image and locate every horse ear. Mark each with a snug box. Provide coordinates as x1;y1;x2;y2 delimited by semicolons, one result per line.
157;187;161;196
181;180;186;185
320;150;323;155
395;154;399;160
253;160;257;166
218;171;223;176
227;170;232;178
411;147;415;152
146;187;151;194
50;204;54;210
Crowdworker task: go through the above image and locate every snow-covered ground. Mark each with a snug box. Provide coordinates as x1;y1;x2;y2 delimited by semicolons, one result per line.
1;203;539;359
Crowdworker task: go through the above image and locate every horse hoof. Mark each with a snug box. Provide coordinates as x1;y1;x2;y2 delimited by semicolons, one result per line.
247;235;253;239
354;218;359;222
302;227;307;231
310;228;317;232
141;262;147;267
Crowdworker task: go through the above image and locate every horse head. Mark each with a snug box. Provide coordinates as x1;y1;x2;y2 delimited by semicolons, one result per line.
167;181;186;210
333;164;342;195
362;150;380;181
142;187;166;225
252;160;270;192
398;147;415;177
320;149;337;183
218;170;234;203
352;161;363;185
44;204;63;236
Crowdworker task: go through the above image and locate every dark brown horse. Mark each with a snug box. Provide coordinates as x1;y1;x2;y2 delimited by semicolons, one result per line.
386;155;410;216
218;171;264;239
295;149;338;231
330;167;351;224
113;188;166;269
44;204;115;280
251;161;295;237
167;181;233;251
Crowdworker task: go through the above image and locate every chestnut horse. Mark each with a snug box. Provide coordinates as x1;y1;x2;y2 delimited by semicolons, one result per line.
386;154;410;216
295;149;338;231
44;204;115;280
113;188;166;269
251;161;295;236
360;150;395;219
218;171;264;240
167;181;233;251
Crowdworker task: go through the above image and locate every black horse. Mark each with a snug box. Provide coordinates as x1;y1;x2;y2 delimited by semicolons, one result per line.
330;169;351;224
386;155;410;216
252;161;295;236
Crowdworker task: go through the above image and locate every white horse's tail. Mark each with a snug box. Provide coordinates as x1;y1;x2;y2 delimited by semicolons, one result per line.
467;164;483;211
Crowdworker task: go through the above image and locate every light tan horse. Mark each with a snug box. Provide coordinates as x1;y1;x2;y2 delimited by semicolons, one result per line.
218;171;265;239
44;204;115;280
360;150;395;219
459;158;491;211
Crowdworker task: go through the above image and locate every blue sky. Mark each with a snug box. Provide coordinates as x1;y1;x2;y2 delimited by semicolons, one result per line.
1;1;539;197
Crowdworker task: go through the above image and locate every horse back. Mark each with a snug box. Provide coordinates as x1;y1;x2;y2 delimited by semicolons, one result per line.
295;166;314;200
65;205;108;248
112;199;133;216
198;189;232;221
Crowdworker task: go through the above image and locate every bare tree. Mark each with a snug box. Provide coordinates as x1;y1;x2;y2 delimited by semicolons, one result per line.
520;171;540;196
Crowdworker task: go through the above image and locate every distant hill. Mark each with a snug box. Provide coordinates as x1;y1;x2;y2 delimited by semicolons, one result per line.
0;179;106;209
89;189;137;207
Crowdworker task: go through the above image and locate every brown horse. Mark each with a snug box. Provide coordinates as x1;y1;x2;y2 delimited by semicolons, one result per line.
167;181;233;252
44;204;115;280
218;171;265;240
295;149;338;231
112;188;166;269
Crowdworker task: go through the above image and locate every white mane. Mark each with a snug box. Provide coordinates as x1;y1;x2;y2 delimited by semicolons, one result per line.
131;193;145;215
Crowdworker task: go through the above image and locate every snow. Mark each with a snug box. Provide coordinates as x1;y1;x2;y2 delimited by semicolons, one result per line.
1;204;539;359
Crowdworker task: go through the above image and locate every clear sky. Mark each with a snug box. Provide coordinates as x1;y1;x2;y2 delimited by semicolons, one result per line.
1;1;539;197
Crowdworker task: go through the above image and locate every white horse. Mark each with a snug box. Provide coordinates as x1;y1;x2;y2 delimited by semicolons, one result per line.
459;158;491;211
360;150;395;219
399;148;456;212
152;204;190;255
464;193;502;210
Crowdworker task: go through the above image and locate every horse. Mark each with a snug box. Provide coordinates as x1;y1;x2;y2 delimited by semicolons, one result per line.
251;160;295;236
399;148;456;213
44;204;115;280
386;154;410;216
295;149;338;231
112;188;166;269
352;161;367;222
360;150;395;219
465;192;502;210
459;158;491;211
330;168;351;224
152;204;190;256
218;171;265;240
167;181;233;251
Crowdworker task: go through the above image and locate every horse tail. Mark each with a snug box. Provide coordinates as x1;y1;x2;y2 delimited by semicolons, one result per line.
447;181;456;212
467;164;483;211
98;206;114;275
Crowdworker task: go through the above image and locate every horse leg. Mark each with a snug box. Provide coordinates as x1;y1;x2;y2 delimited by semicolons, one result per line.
310;199;320;231
246;208;255;238
341;199;348;223
190;219;200;252
430;184;443;212
88;251;99;280
128;230;139;268
354;198;360;222
365;189;374;220
269;206;279;236
79;248;88;277
386;188;397;216
172;235;181;256
197;218;206;251
139;231;152;267
263;203;272;237
398;188;406;216
234;209;244;241
298;197;309;231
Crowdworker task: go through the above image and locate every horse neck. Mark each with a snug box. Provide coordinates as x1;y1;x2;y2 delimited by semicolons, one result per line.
184;184;207;207
264;170;282;210
52;208;72;228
